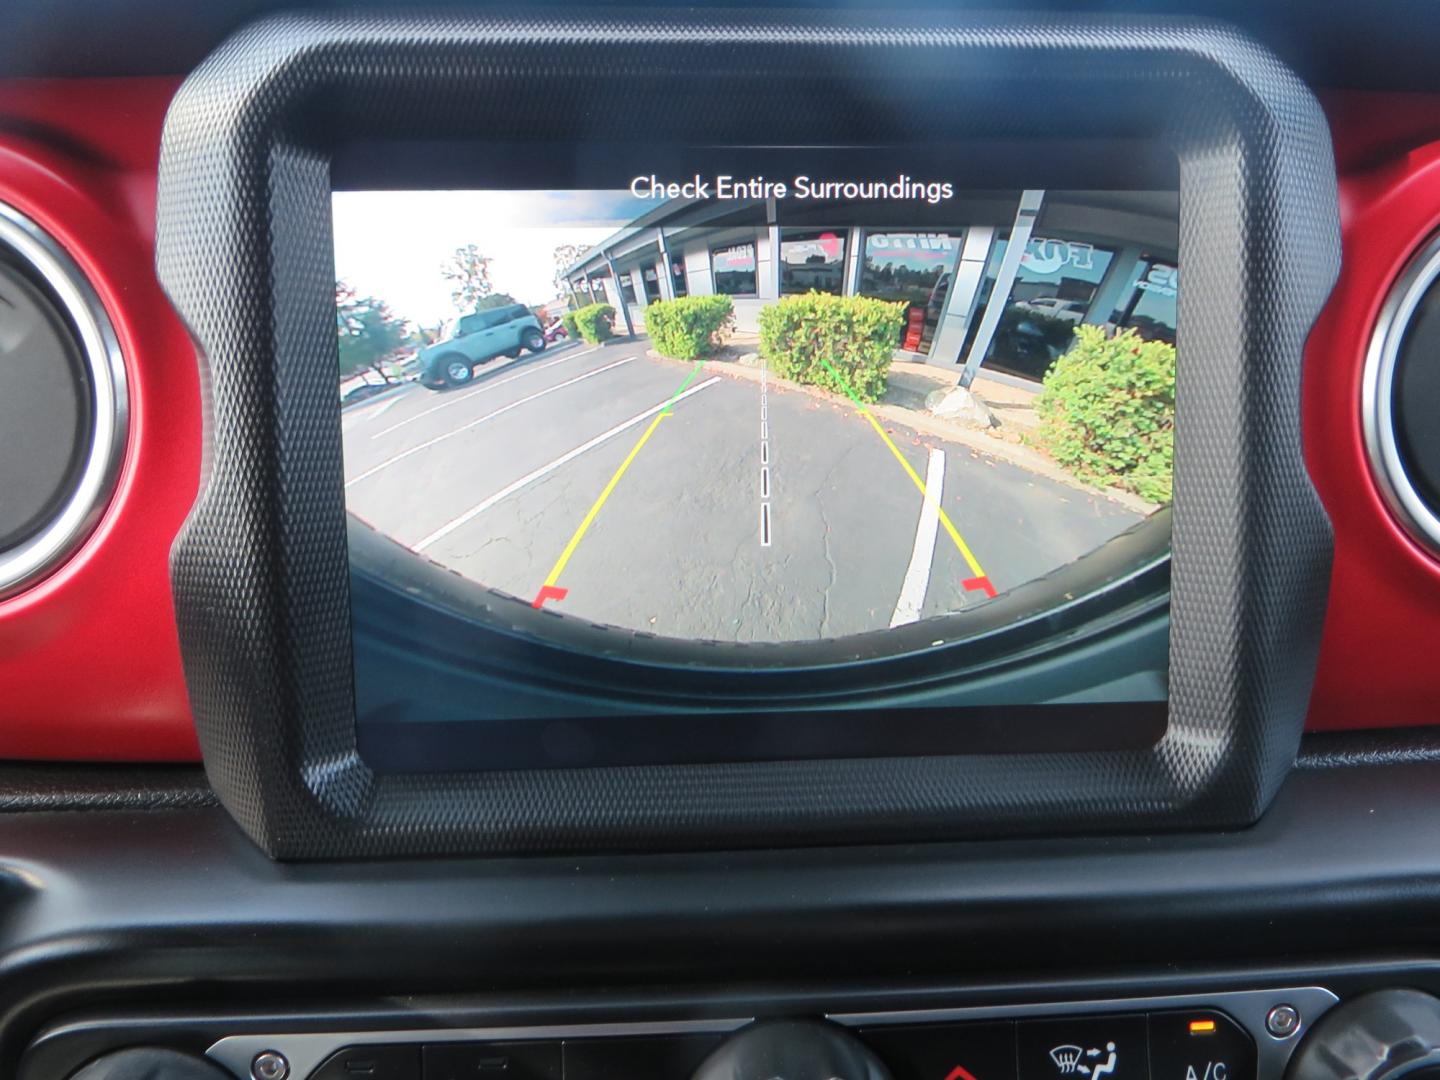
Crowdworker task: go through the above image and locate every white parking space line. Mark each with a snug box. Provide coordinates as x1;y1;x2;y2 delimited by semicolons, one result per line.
413;376;722;552
345;355;634;488
890;447;946;628
758;352;771;548
369;344;599;439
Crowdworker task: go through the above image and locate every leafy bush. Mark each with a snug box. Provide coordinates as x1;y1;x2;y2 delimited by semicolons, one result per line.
644;295;735;359
757;293;906;403
1032;325;1175;503
566;303;615;344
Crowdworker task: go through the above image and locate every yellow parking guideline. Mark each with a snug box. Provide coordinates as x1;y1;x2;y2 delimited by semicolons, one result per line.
542;410;669;589
813;354;992;593
858;410;986;580
531;360;704;609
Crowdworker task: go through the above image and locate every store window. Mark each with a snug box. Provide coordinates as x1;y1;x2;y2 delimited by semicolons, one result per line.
859;231;964;355
1112;258;1177;345
780;229;846;295
670;258;689;298
967;236;1115;380
711;242;757;296
643;264;661;303
619;271;639;306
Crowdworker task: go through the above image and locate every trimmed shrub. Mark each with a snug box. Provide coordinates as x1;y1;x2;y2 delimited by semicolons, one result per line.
645;295;735;359
1032;325;1175;503
567;303;615;344
757;293;905;403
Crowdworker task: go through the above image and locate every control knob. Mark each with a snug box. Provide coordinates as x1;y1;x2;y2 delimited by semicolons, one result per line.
68;1047;235;1078
693;1019;892;1080
1289;990;1440;1080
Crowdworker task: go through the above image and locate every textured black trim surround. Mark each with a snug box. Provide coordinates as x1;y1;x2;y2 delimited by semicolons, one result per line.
155;11;1339;857
1295;726;1440;770
0;765;214;813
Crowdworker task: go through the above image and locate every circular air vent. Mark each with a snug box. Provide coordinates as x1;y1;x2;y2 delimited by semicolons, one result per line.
0;201;127;599
1363;231;1440;556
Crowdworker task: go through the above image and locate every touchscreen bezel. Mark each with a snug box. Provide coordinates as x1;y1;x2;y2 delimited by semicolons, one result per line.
157;12;1337;858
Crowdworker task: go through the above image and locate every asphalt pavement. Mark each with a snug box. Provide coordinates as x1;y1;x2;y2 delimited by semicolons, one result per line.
342;338;1141;643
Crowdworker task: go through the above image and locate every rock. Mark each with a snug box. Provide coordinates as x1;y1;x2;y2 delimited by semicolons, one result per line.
926;386;999;427
737;351;760;367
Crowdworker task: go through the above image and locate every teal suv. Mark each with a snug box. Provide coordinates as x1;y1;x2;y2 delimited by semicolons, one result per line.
419;303;546;389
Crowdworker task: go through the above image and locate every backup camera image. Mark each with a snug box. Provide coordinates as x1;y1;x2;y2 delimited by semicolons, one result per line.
336;181;1176;654
339;182;1180;656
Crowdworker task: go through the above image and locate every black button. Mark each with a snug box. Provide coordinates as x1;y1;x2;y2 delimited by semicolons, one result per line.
424;1041;562;1080
858;1022;1016;1080
1018;1016;1147;1080
563;1035;725;1080
310;1045;422;1080
1148;1011;1254;1080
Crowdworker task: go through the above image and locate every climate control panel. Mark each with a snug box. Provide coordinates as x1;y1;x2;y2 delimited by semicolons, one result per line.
176;988;1335;1080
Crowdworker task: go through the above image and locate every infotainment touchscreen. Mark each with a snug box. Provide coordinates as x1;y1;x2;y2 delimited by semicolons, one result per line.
334;148;1178;771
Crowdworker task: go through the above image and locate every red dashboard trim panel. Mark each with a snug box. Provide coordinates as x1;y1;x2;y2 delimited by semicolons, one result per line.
0;79;200;761
1305;92;1440;730
0;81;1432;760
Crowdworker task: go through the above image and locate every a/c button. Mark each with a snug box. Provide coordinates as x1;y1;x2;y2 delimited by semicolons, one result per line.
1148;1010;1255;1080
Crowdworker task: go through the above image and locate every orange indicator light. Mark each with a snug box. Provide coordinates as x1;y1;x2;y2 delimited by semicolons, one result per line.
1189;1020;1218;1035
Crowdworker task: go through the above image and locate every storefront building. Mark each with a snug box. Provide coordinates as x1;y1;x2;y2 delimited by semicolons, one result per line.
564;188;1177;385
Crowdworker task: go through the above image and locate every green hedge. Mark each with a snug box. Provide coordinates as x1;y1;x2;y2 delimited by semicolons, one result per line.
757;293;905;403
644;295;735;359
564;303;615;344
1033;325;1175;503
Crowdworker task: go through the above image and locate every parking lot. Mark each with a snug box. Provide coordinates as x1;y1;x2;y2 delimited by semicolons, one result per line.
342;339;1141;643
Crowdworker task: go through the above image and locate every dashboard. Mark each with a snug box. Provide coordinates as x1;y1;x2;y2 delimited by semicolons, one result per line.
3;0;1440;1078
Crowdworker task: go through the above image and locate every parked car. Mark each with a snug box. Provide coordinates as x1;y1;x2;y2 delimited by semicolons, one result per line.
418;302;546;389
1012;296;1088;323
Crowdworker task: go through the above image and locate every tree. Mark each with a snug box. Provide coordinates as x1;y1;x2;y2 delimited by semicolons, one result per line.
336;281;410;384
472;293;518;312
441;244;493;312
552;243;590;294
414;321;447;348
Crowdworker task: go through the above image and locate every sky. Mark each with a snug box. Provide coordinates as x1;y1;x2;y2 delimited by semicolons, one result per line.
332;190;637;328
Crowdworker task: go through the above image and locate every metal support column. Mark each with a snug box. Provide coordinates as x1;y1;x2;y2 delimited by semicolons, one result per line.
844;228;864;296
958;189;1045;389
603;251;634;336
656;229;676;301
764;196;781;299
928;226;995;367
1083;246;1144;328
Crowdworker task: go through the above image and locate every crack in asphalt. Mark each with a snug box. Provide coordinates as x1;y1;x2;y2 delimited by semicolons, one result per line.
817;501;837;639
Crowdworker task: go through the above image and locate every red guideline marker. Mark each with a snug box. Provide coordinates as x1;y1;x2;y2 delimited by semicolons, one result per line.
532;585;569;609
963;575;998;599
945;1067;981;1080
